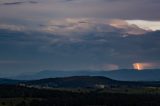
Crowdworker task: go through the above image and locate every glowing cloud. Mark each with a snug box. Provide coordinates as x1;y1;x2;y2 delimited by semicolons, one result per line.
126;20;160;31
133;63;143;70
109;19;147;35
0;24;26;31
133;62;160;70
42;18;149;36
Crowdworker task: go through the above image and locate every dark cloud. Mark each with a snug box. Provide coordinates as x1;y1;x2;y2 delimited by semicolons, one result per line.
0;1;38;6
0;22;160;75
1;0;160;20
0;0;160;76
2;2;25;5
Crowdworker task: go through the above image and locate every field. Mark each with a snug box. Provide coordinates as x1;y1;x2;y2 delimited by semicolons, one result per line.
0;85;160;106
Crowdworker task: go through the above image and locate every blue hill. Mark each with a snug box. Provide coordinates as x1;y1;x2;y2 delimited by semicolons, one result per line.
10;69;160;81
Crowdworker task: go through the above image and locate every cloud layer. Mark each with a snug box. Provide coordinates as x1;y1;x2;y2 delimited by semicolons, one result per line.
0;0;160;76
0;18;160;75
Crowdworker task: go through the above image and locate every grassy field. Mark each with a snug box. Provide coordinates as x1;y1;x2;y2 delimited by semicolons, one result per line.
1;85;160;106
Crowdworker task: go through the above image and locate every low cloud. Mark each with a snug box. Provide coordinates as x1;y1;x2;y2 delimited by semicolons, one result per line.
0;24;26;31
89;64;119;71
0;1;38;6
133;62;160;70
0;18;153;35
109;19;147;35
42;18;149;37
127;20;160;31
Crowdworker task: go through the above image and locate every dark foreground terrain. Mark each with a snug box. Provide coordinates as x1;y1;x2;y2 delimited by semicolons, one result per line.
1;76;160;106
0;85;160;106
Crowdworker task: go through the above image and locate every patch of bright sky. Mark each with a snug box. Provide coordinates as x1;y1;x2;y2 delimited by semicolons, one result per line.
126;20;160;31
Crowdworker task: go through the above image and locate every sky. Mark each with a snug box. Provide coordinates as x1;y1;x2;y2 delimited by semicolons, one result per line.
0;0;160;77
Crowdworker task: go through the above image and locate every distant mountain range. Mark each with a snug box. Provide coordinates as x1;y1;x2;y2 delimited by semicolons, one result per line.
10;69;160;81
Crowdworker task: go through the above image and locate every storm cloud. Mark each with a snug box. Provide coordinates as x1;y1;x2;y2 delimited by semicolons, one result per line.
0;1;38;6
0;19;160;76
0;0;160;76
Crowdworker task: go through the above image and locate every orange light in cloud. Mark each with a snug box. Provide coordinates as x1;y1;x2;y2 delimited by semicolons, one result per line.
133;62;160;70
133;63;143;71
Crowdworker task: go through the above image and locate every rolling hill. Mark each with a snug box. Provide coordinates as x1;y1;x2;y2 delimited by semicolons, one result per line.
1;76;160;88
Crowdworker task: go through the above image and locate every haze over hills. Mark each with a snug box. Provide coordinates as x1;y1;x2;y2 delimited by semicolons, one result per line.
10;69;160;81
0;78;22;84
